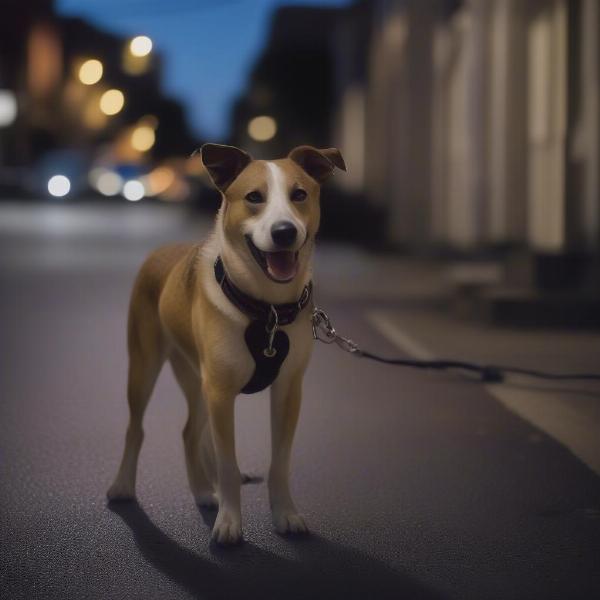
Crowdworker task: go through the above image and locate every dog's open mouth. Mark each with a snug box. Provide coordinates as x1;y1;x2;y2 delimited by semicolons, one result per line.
245;236;298;283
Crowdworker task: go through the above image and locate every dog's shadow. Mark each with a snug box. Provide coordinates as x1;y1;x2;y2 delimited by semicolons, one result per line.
108;501;441;600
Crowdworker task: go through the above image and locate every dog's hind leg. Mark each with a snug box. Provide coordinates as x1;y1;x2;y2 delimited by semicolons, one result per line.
107;307;165;502
169;351;217;508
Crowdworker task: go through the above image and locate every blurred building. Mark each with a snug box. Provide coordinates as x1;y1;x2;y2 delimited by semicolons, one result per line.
333;0;598;255
328;0;600;323
0;0;198;197
229;5;340;159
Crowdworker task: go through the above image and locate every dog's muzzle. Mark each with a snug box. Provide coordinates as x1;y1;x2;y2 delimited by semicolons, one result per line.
245;235;300;283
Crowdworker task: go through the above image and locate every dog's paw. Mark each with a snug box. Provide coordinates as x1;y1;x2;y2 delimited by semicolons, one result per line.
106;480;136;502
273;511;308;535
195;491;219;510
211;510;242;545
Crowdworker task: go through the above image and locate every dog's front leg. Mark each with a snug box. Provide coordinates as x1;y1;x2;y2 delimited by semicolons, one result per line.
269;373;308;534
203;380;242;545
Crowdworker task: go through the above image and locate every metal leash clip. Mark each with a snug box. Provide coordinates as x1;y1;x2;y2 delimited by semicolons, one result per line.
311;306;361;354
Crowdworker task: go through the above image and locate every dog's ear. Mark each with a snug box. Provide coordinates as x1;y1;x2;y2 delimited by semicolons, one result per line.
288;145;346;183
199;143;252;192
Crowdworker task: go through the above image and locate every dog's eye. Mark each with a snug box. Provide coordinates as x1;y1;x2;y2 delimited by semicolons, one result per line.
291;188;307;202
245;191;264;204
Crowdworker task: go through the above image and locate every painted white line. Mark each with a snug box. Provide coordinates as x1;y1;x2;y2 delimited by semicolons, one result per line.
367;311;434;361
367;310;600;476
488;385;600;476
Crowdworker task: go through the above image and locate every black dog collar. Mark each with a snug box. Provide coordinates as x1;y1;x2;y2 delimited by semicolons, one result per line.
214;256;313;394
213;256;312;326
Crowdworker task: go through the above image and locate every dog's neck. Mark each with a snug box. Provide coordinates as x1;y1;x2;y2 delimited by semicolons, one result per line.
213;212;314;306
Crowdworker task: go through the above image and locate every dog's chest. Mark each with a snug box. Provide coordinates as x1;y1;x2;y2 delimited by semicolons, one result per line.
242;320;290;393
217;317;312;395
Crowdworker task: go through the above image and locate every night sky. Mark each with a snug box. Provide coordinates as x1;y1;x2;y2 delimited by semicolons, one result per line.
56;0;352;141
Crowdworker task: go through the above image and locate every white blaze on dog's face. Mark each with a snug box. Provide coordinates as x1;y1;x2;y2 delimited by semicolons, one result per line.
201;144;346;284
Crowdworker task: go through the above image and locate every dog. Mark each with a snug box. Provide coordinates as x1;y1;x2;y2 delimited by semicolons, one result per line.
107;143;346;544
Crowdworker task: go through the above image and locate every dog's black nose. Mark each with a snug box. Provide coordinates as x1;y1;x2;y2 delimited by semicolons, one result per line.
271;220;297;248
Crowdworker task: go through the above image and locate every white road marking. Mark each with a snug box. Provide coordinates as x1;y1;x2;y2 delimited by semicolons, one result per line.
367;311;434;361
367;310;600;476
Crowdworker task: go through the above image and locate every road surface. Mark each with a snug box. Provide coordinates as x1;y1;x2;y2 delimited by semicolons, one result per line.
1;202;599;599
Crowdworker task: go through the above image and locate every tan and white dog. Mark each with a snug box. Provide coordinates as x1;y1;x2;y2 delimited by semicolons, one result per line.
107;143;345;544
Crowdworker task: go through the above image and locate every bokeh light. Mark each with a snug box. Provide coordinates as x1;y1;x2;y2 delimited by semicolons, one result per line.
47;175;71;197
123;180;144;201
99;89;124;116
247;115;277;141
89;168;123;196
142;166;175;196
78;59;103;85
0;90;17;127
97;172;122;196
129;36;152;57
131;125;155;152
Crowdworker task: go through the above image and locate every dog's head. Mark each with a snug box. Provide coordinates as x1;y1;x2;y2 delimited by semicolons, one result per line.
200;143;346;285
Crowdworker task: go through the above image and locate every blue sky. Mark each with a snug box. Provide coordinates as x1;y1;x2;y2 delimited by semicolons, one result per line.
56;0;352;141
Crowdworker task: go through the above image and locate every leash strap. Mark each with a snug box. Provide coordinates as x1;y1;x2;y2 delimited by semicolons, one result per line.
311;306;600;383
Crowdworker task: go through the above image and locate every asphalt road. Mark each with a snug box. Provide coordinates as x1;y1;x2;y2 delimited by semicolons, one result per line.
1;203;599;599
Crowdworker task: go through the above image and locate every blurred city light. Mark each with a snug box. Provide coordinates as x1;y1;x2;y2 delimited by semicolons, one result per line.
99;89;124;115
131;125;155;152
89;168;123;196
47;175;71;197
0;90;17;127
248;115;277;141
142;166;175;196
129;36;152;57
78;59;103;85
97;172;123;196
123;180;144;201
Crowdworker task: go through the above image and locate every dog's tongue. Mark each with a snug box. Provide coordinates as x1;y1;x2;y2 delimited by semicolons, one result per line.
266;251;297;281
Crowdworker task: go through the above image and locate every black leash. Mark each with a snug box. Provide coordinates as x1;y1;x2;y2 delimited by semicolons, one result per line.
311;307;600;384
212;256;600;386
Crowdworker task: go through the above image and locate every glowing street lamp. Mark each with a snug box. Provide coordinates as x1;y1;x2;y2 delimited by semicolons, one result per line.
99;89;124;115
123;180;144;201
78;59;103;85
48;175;71;197
131;125;155;152
129;36;152;57
248;115;277;142
142;166;175;196
89;168;123;196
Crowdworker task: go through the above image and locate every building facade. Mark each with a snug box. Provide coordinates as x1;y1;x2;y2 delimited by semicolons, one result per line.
333;0;600;264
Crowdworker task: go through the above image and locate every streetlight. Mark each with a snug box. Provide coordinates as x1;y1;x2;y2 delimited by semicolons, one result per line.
48;175;71;197
78;59;103;85
129;36;152;57
89;168;123;196
248;115;277;142
131;125;155;152
99;89;125;115
123;180;144;201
